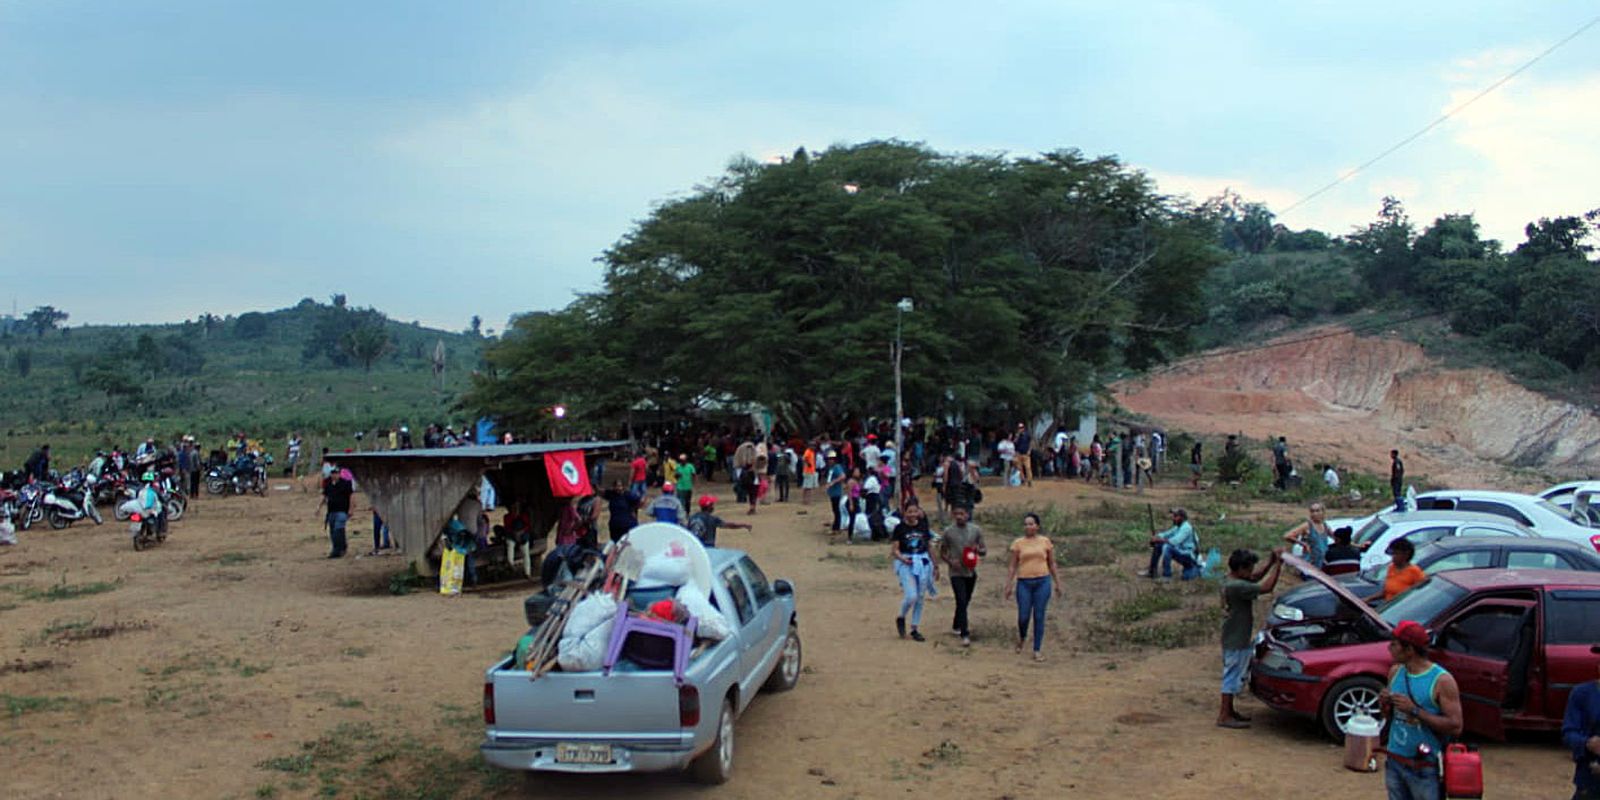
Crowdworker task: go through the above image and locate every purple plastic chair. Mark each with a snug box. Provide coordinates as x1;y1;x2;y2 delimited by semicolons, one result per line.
601;601;698;684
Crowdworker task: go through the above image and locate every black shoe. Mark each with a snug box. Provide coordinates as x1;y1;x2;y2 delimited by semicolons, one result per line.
910;630;925;642
896;617;906;639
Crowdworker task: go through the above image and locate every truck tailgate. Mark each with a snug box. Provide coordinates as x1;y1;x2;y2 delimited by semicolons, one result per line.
488;665;688;741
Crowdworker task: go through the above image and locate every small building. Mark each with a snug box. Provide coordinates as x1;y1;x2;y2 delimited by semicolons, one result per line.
328;441;627;576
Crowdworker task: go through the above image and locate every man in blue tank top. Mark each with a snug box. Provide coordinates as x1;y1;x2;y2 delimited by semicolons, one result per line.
1379;620;1464;800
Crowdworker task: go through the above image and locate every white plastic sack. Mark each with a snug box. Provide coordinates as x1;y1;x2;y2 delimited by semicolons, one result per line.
848;510;899;541
563;593;618;642
0;519;15;546
557;617;615;672
637;549;693;589
676;584;733;641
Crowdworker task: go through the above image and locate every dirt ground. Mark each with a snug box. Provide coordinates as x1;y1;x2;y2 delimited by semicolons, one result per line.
0;474;1577;799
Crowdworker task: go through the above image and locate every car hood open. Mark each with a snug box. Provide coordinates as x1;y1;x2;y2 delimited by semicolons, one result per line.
1283;553;1392;634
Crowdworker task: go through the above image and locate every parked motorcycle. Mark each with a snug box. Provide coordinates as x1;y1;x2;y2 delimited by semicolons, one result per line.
15;482;46;531
205;457;269;496
42;474;102;529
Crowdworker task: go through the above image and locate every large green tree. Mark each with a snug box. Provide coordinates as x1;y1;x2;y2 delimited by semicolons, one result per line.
467;141;1226;433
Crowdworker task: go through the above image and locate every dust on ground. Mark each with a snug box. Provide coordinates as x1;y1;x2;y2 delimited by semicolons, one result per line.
0;476;1574;799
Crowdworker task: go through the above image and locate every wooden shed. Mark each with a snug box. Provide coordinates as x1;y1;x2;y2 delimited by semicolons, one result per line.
328;441;627;576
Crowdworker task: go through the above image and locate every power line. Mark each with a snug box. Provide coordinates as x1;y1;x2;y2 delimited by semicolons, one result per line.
1280;14;1600;218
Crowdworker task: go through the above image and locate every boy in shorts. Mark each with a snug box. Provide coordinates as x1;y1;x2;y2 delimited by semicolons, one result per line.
1218;546;1283;728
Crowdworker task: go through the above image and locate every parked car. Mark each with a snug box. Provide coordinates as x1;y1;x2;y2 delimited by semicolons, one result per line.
1348;510;1535;573
1251;560;1600;740
1539;481;1600;526
1337;489;1600;553
481;548;800;784
1268;535;1600;626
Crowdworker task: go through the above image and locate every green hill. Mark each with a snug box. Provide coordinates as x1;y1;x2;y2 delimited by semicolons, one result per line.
0;298;485;468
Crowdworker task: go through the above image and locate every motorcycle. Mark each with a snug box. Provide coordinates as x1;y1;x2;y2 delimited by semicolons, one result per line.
121;499;164;551
15;482;47;531
205;457;269;496
42;473;102;529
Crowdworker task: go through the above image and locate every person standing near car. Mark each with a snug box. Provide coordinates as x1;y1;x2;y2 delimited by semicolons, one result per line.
1379;620;1464;800
1378;539;1427;601
1390;449;1406;511
1218;547;1283;728
937;504;987;647
1282;502;1333;569
1562;659;1600;799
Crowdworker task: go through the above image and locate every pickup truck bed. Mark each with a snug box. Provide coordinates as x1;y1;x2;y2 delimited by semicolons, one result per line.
481;547;799;784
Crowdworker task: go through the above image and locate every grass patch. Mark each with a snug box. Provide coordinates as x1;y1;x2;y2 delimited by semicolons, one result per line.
228;659;271;678
217;552;262;566
388;562;428;595
340;646;370;658
7;577;121;603
819;550;891;569
1106;591;1182;624
257;721;513;799
334;697;364;709
1083;607;1225;651
2;693;79;718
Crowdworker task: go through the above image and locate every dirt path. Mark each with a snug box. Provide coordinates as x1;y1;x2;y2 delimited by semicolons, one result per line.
0;477;1574;799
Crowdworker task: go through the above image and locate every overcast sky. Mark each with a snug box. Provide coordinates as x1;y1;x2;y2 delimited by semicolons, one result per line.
2;1;1596;330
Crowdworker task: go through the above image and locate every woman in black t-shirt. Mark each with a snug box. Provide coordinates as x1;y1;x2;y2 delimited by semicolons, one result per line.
891;503;937;641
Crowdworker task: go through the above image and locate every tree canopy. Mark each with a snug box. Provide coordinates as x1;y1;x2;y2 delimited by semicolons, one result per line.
467;141;1227;433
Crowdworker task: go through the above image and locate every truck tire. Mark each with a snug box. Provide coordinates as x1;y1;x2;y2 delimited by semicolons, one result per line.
1320;675;1384;741
689;699;734;785
763;625;802;692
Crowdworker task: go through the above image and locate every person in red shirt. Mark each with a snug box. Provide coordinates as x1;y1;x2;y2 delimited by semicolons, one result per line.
629;452;648;497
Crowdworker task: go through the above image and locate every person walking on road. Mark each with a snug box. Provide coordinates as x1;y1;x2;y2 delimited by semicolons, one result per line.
1004;512;1062;661
937;504;986;647
890;503;936;641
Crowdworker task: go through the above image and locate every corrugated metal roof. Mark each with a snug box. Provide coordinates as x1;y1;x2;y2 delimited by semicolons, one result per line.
327;440;629;462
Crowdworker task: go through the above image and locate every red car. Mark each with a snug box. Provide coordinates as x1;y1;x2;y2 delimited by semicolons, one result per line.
1251;557;1600;740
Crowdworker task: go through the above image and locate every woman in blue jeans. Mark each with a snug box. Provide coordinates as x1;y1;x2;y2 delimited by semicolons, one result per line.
1004;513;1063;662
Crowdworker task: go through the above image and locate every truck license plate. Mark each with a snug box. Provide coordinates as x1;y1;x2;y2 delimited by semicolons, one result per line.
555;743;613;764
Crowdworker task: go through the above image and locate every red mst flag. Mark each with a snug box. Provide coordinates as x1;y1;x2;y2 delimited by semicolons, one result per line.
544;451;593;497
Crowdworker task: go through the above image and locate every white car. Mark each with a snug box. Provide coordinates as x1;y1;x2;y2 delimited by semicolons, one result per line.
1539;481;1600;525
1350;510;1535;572
1329;489;1600;556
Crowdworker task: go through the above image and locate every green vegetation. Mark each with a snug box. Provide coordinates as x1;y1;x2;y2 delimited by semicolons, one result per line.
3;693;79;719
216;552;262;567
6;577;121;603
1106;590;1182;624
1191;195;1599;396
466;141;1227;434
255;721;513;800
0;297;482;468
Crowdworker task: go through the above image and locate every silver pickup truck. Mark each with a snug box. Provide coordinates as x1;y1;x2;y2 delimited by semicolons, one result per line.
481;547;801;784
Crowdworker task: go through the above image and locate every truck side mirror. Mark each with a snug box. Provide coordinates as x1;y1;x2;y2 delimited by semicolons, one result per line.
773;579;794;596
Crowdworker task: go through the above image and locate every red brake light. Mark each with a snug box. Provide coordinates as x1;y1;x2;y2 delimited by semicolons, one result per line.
678;684;700;727
483;681;495;725
130;513;142;522
1590;534;1600;554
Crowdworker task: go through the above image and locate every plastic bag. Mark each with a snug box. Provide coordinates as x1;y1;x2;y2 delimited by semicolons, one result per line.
1201;547;1222;579
637;549;693;588
557;616;615;671
564;594;619;641
676;584;733;641
0;519;14;546
439;548;466;596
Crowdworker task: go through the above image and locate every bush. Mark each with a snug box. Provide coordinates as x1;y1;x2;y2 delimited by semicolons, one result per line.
1216;447;1257;483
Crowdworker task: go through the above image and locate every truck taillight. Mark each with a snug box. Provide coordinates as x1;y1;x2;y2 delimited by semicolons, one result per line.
483;682;495;725
1591;534;1600;554
678;685;700;727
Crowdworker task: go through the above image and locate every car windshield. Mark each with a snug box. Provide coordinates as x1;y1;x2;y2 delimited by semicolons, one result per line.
1541;497;1596;527
1378;579;1469;626
1353;518;1389;546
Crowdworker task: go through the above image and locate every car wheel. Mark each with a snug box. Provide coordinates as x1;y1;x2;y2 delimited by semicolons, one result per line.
689;698;734;785
763;625;802;692
1320;676;1384;741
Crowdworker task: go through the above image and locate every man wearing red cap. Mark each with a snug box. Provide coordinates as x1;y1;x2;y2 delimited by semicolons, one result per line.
1379;620;1463;800
686;496;750;548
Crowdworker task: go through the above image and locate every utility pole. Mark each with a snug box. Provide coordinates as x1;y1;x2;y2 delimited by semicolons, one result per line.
893;298;913;514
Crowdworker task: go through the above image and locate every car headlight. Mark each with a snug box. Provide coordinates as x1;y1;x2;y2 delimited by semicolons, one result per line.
1259;649;1304;674
1272;603;1305;621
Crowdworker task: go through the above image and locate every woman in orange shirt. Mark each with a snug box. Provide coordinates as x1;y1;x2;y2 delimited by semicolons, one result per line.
1005;512;1063;661
1379;538;1427;601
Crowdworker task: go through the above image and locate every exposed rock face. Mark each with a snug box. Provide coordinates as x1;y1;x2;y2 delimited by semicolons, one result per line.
1115;326;1600;487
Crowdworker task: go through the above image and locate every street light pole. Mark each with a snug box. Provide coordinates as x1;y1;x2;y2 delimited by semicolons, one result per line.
894;298;913;514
